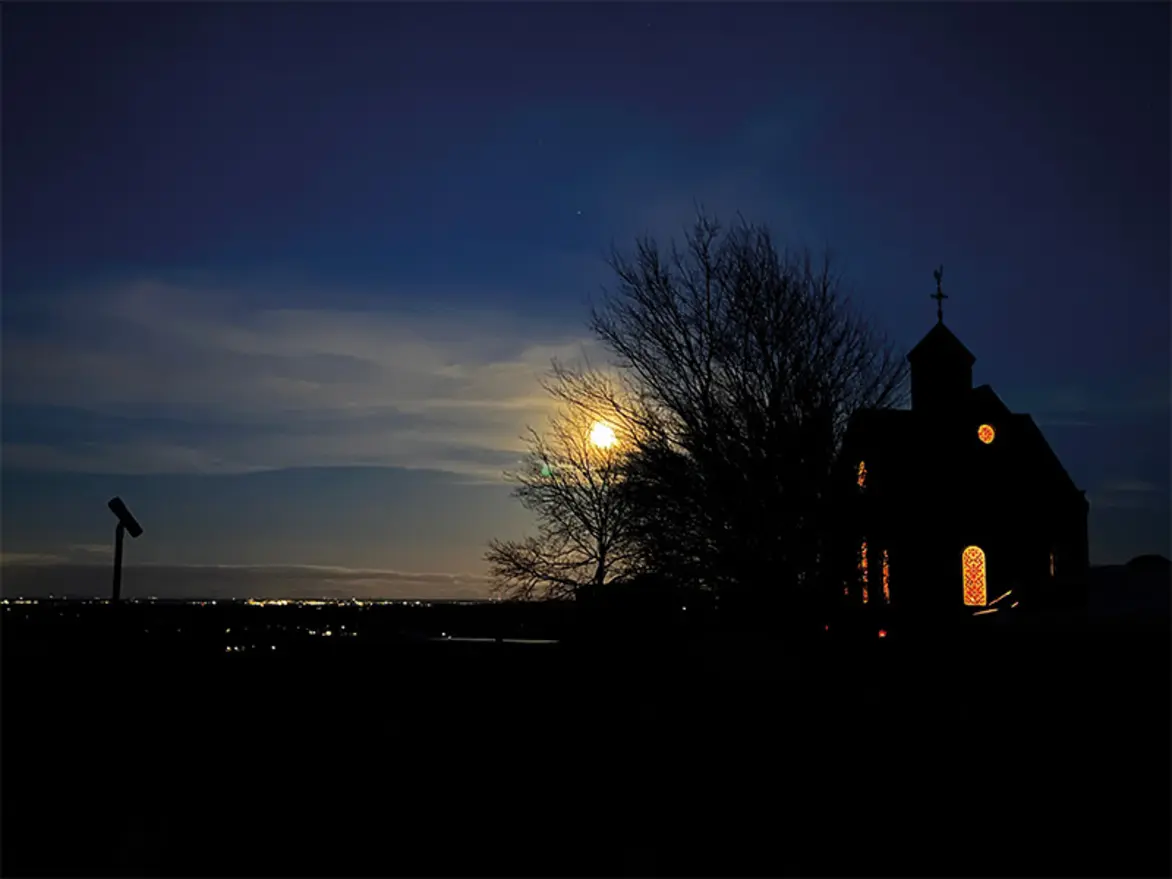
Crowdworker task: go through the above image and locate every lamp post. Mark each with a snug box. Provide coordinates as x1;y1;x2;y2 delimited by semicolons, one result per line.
112;521;126;603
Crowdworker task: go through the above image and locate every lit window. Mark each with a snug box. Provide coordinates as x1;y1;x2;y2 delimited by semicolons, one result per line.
882;549;890;604
977;424;995;444
962;545;987;606
860;540;869;604
857;460;867;489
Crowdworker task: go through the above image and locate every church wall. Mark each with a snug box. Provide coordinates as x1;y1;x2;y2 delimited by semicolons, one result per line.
833;410;1089;618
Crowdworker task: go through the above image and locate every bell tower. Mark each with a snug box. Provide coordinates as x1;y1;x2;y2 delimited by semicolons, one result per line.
906;267;975;414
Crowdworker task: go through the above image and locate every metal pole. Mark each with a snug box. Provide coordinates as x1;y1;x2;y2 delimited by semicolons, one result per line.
112;522;125;603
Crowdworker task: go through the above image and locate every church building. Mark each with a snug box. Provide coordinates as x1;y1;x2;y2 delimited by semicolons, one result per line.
835;272;1090;620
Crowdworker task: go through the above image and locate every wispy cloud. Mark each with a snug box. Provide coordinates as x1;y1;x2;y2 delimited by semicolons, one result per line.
1101;479;1161;494
1032;416;1096;429
0;562;492;600
1006;381;1170;426
2;281;607;479
0;552;68;565
67;543;114;558
1091;478;1168;510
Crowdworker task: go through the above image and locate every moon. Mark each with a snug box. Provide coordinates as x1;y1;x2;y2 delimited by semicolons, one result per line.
589;422;617;449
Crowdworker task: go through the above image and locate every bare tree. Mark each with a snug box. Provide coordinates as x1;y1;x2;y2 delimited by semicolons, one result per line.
576;212;908;603
485;404;636;601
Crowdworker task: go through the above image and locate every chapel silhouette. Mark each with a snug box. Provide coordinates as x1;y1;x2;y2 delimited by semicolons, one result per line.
834;270;1091;619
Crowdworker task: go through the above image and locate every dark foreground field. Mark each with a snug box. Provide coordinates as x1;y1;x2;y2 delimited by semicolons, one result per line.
3;608;1168;877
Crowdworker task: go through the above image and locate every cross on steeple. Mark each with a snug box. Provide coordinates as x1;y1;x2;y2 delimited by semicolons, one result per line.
931;265;947;323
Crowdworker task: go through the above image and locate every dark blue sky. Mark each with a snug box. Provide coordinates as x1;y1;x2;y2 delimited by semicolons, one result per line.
3;2;1168;596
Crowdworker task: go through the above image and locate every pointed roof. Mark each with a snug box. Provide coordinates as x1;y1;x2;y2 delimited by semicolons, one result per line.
906;321;976;367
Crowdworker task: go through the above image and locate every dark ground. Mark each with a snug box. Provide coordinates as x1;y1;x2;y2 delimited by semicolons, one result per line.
2;603;1168;877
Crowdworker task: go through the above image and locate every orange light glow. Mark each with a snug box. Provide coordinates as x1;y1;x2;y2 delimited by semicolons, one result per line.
972;607;998;616
878;629;887;638
988;589;1012;607
859;540;869;604
962;545;987;606
857;461;867;489
978;424;995;444
882;549;890;604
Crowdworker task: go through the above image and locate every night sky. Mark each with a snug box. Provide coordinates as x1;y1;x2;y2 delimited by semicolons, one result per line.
3;3;1168;598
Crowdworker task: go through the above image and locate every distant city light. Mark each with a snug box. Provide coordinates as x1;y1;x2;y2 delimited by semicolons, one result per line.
878;629;887;638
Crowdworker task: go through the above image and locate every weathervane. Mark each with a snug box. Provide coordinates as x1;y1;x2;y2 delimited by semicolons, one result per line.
931;265;947;323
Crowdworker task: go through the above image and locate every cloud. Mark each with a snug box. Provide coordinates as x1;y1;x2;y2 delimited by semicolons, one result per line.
1032;417;1095;429
2;280;608;478
0;552;67;565
67;544;115;558
1091;478;1168;510
0;562;493;600
1101;480;1161;494
590;125;809;248
1007;381;1170;425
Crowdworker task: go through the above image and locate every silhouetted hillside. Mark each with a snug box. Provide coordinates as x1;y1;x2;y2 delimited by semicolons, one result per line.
3;597;1168;878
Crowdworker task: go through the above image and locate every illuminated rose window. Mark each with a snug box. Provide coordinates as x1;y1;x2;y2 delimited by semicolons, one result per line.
977;424;995;444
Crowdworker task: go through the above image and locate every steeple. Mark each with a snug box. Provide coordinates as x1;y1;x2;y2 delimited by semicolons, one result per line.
907;267;974;414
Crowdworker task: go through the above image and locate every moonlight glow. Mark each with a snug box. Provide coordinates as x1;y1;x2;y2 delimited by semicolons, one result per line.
589;422;617;449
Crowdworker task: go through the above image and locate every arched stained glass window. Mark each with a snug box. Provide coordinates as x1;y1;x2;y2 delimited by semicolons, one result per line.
962;546;987;606
859;540;869;604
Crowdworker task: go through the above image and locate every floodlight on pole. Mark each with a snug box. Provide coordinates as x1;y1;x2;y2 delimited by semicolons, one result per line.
107;497;143;603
